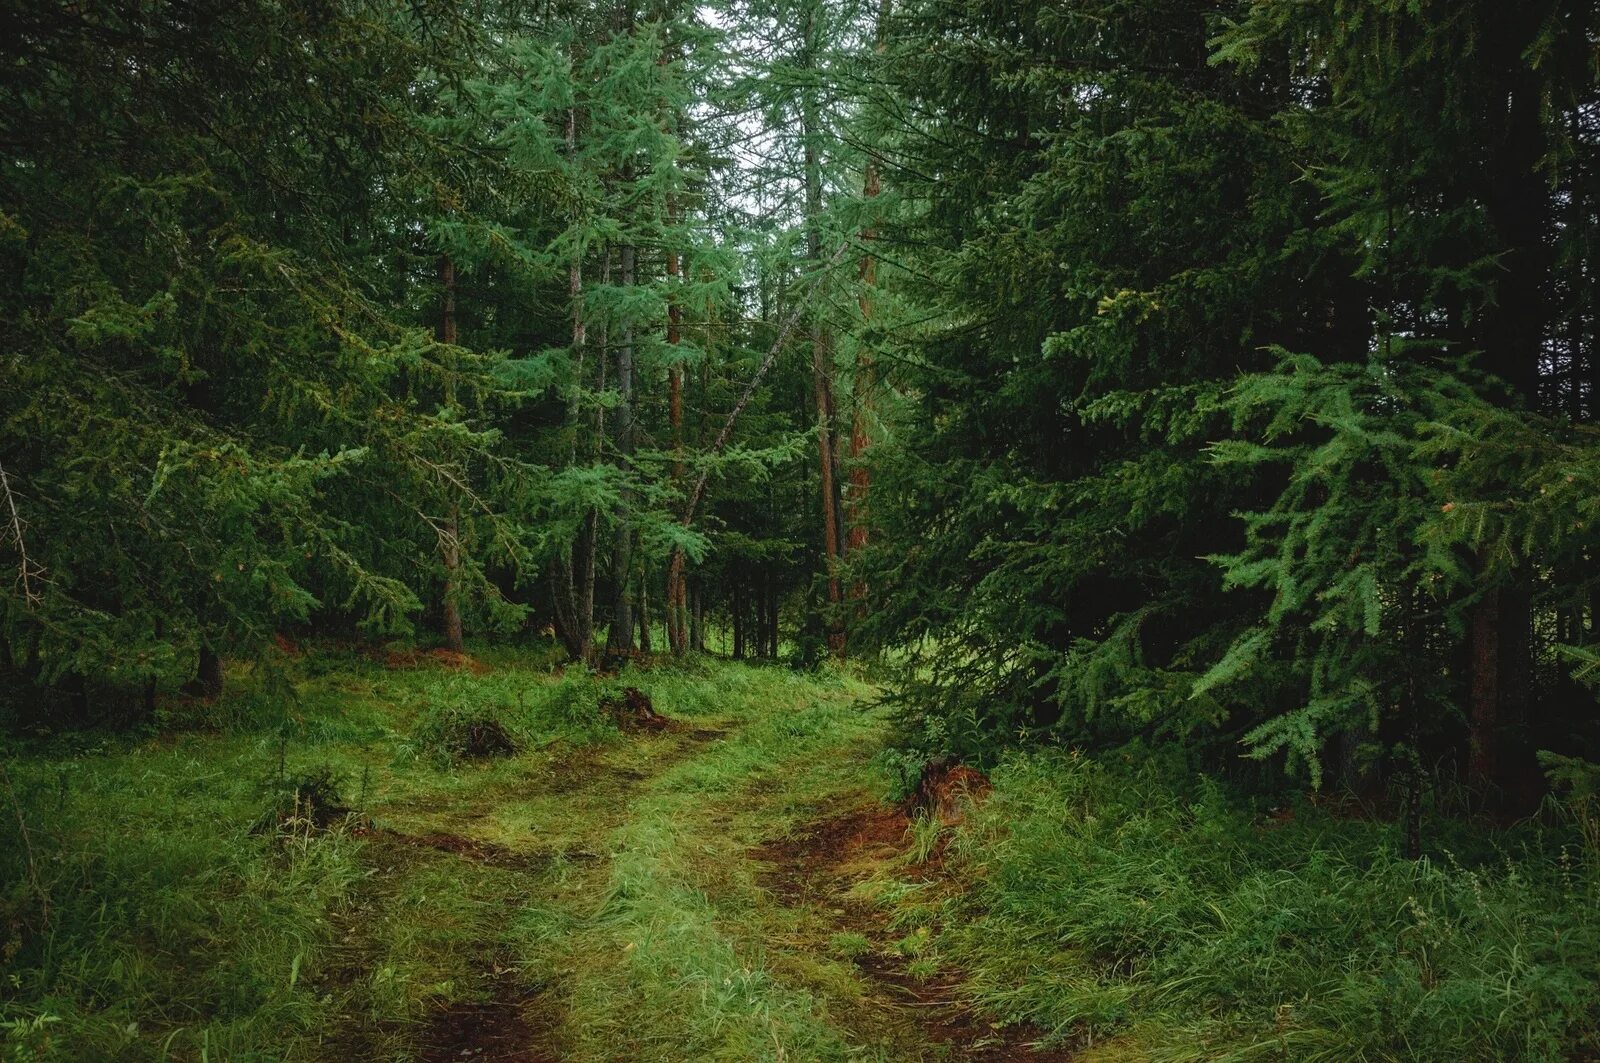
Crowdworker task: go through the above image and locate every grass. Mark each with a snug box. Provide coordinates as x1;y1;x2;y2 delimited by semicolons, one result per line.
5;644;1598;1062
903;750;1600;1062
0;644;901;1061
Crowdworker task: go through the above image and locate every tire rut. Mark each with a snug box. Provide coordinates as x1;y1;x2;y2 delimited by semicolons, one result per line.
755;806;1078;1062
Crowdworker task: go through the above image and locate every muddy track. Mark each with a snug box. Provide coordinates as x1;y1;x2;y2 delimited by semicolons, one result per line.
339;721;731;1062
417;965;563;1063
756;806;1077;1062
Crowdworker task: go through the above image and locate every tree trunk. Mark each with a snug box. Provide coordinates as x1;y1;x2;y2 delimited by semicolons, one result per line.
847;0;890;596
766;570;780;658
581;248;611;661
194;644;223;700
606;234;637;656
691;576;704;652
639;569;653;654
437;255;465;654
1465;42;1547;795
552;105;599;664
732;581;745;660
803;1;846;659
755;573;769;659
1468;581;1501;791
665;195;689;655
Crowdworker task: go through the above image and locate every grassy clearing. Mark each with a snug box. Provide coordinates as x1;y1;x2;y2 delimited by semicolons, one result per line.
0;645;883;1061
6;648;1598;1062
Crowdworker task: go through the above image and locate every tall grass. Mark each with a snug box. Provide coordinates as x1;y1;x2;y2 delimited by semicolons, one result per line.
0;644;626;1060
0;646;876;1061
932;751;1600;1062
0;738;367;1060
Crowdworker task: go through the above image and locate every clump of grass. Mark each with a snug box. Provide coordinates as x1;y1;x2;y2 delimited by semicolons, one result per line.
829;931;873;959
930;750;1600;1062
892;926;934;957
408;701;520;765
395;670;628;767
907;813;943;863
253;763;358;834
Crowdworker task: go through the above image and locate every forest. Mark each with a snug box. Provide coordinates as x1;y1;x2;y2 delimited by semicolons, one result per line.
3;0;1600;1059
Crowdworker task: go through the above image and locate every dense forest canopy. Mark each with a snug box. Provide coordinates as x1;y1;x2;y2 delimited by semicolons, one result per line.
8;0;1598;807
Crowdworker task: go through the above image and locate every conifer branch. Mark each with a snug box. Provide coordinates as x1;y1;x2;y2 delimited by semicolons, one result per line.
0;459;43;609
677;241;853;533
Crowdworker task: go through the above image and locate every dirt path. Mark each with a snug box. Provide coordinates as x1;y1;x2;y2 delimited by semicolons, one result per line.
754;806;1077;1062
335;679;1071;1062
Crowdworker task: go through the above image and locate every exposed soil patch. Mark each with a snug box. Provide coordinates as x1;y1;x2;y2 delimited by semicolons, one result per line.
360;827;551;873
417;995;559;1063
757;803;1076;1061
755;805;911;903
385;647;493;674
600;686;670;731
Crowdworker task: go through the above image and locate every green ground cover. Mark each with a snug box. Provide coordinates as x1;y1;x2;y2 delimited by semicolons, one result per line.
3;648;1596;1062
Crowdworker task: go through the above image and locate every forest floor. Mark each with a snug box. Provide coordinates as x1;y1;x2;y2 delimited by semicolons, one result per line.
321;654;1090;1062
0;648;1102;1062
8;648;1596;1062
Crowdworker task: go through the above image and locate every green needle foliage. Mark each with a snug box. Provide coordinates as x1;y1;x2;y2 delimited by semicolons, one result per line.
857;0;1600;811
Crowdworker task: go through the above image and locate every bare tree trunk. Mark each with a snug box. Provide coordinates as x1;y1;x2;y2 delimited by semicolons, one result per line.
803;1;845;659
194;644;223;700
606;232;637;656
438;255;465;654
847;0;890;599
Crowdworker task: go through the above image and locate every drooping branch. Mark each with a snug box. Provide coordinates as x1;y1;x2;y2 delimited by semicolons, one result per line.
0;459;43;609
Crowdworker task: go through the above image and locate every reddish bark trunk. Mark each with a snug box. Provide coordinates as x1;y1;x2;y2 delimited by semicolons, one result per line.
803;3;845;658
